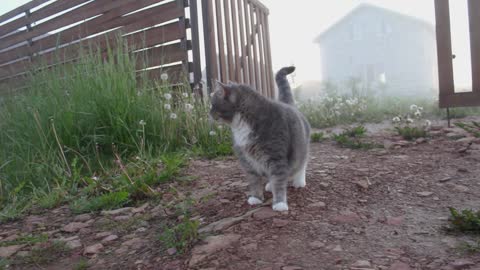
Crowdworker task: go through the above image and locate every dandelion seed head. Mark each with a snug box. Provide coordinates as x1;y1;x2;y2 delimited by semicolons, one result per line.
164;93;172;100
182;93;189;98
410;104;418;111
161;73;169;81
185;103;194;111
170;113;177;119
209;131;217;136
164;104;171;110
139;120;146;126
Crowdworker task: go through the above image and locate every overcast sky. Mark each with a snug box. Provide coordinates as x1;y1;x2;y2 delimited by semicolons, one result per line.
0;0;473;88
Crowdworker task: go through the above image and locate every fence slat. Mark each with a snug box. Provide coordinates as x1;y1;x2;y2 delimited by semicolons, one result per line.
230;0;240;82
257;11;267;96
249;4;260;90
136;43;186;70
0;0;91;38
244;1;254;87
223;0;234;81
0;0;134;52
0;0;51;24
263;7;274;98
237;0;247;83
215;0;227;82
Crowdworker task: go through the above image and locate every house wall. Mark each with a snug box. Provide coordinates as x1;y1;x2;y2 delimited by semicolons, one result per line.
319;7;438;97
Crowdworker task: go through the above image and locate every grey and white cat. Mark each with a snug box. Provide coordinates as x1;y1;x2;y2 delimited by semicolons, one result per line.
209;66;311;211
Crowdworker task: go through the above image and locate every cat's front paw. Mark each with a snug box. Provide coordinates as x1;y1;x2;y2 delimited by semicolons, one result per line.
248;197;263;205
272;202;289;212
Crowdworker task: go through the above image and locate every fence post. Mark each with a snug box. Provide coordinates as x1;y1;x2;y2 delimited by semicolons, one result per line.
202;0;215;94
189;0;203;98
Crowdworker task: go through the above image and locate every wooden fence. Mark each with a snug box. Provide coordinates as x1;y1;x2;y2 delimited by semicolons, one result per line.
0;0;274;97
202;0;274;97
435;0;480;108
0;0;200;91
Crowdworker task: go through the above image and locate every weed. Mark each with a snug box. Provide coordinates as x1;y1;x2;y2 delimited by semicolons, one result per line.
159;216;200;254
70;191;130;214
12;241;70;266
448;207;480;233
332;126;379;149
395;126;428;141
73;259;89;270
36;188;68;209
457;240;480;253
311;132;325;142
0;234;48;247
455;122;480;138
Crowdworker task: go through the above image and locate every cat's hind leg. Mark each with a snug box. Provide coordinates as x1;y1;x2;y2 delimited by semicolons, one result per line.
291;163;307;189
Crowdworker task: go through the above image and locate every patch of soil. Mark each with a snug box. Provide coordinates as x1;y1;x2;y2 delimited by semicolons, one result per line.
1;120;480;270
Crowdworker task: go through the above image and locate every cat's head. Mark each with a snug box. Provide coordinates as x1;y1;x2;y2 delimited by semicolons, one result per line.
209;81;242;124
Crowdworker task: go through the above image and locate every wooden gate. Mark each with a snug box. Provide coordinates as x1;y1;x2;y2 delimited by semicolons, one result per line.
201;0;275;97
435;0;480;108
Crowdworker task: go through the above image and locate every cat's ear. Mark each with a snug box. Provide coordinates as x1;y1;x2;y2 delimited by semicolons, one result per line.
216;81;233;100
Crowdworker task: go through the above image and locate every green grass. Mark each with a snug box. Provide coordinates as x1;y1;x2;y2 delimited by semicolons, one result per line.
0;41;232;220
11;241;70;267
70;191;130;214
159;215;200;254
456;121;480;138
0;234;48;247
395;126;428;141
448;207;480;233
331;125;379;150
73;259;89;270
311;132;325;143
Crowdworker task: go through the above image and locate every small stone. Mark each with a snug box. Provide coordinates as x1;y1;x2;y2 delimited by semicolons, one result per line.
84;243;104;255
446;133;465;140
308;241;325;249
453;185;469;193
282;266;303;270
332;245;343;252
458;168;469;173
132;203;149;214
252;207;278;220
439;177;453;183
415;138;426;144
167;247;177;255
66;239;82;249
416;191;433;197
189;234;240;267
331;211;361;224
101;207;132;216
352;260;372;268
114;215;131;221
356;180;369;189
74;214;92;222
121;238;148;249
0;245;25;258
457;137;475;144
307;202;326;209
386;216;404;226
319;182;330;189
450;259;475;270
272;219;289;228
389;261;411;270
95;232;113;239
242;243;258;251
101;235;119;243
63;222;90;233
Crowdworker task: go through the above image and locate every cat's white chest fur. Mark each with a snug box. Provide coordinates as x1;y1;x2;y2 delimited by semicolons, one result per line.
231;114;252;147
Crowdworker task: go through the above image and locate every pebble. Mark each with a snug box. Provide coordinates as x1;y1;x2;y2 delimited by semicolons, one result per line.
416;191;433;197
84;243;104;255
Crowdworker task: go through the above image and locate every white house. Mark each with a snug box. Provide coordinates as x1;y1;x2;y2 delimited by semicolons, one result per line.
314;4;438;97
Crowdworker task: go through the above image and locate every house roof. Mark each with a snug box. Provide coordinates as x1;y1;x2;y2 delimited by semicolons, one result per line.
314;3;435;43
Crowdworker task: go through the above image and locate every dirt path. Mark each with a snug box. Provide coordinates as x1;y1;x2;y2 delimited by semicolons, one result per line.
1;123;480;270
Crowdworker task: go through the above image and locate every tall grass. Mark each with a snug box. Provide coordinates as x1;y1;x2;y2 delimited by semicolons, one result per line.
0;42;231;216
297;80;480;128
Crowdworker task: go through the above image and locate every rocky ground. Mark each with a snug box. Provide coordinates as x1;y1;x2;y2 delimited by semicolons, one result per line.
1;119;480;270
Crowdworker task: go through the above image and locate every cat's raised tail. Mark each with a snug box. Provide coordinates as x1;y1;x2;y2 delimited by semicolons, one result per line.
275;66;296;105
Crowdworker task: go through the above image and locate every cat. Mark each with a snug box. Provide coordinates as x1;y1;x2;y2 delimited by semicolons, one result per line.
209;66;311;211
